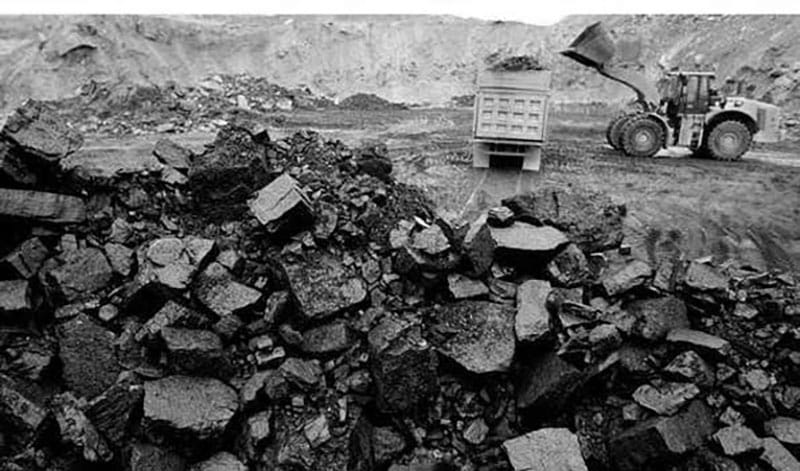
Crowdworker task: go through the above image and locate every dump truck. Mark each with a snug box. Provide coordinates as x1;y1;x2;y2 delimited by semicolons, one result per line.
561;22;780;160
472;69;552;170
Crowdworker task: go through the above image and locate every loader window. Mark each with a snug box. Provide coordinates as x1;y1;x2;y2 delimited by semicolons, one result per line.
684;76;700;113
682;75;714;114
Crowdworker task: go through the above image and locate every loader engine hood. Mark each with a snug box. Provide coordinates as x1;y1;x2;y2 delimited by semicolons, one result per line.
718;97;781;143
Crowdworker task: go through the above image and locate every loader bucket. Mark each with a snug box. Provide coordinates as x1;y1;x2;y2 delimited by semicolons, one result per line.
561;22;615;70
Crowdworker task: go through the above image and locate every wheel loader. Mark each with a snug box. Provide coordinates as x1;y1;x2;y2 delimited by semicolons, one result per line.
561;22;781;160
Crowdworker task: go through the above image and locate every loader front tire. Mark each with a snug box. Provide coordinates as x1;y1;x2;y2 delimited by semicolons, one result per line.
704;120;752;161
620;115;665;158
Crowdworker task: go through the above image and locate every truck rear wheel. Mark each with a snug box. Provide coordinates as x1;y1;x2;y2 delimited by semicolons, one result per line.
704;120;752;161
606;114;632;150
620;115;665;158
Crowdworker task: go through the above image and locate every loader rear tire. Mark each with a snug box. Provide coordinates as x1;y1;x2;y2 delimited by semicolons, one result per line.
703;120;752;161
620;115;665;158
606;114;632;150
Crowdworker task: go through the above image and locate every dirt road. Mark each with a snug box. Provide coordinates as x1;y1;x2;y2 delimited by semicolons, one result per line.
83;107;800;270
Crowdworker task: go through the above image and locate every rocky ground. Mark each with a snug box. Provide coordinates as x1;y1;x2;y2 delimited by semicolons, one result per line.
1;97;800;471
40;75;406;138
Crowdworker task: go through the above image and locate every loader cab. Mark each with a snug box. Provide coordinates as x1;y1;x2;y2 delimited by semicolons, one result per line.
661;71;716;118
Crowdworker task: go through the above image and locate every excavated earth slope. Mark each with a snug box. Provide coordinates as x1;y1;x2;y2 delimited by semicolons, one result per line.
1;14;800;119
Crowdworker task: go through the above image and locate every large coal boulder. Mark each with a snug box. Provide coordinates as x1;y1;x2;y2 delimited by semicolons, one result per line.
1;99;83;162
57;314;122;399
502;186;626;253
609;400;714;471
516;351;587;415
348;414;407;471
286;254;367;322
368;315;439;414
502;428;588;471
429;300;516;374
46;247;113;302
188;124;272;221
141;375;238;457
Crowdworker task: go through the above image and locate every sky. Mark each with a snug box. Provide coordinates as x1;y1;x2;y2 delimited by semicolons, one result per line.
1;0;798;26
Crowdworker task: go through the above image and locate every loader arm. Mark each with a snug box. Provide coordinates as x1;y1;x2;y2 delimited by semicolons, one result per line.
561;21;661;112
596;66;659;112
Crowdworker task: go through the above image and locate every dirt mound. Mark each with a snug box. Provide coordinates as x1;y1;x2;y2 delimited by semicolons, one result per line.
337;93;407;111
41;73;333;136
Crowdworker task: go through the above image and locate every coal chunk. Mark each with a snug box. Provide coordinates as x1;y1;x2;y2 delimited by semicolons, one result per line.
463;218;495;277
601;260;653;297
546;243;591;287
0;141;37;186
663;350;715;388
1;99;83;161
0;373;47;450
760;437;800;471
153;138;192;170
515;279;552;344
248;173;313;233
49;392;113;463
502;186;625;252
160;327;230;376
502;428;588;471
188;124;271;221
517;351;586;414
488;55;547;72
124;442;187;471
0;188;86;224
624;296;690;341
1;237;48;279
189;452;247;471
85;377;144;448
632;382;700;416
238;410;272;462
142;376;238;457
135;300;212;343
286;255;367;321
134;237;216;291
369;315;438;414
279;358;324;390
666;328;731;356
609;400;714;471
713;425;763;456
764;417;800;446
193;262;262;317
57;314;121;399
0;279;32;315
446;273;488;299
348;415;407;471
301;321;353;354
489;222;569;254
47;247;113;302
430;300;515;374
684;262;728;292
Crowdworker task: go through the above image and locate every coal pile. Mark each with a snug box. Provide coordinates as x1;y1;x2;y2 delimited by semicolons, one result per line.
337;93;409;111
486;55;547;72
1;99;800;471
46;74;335;136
